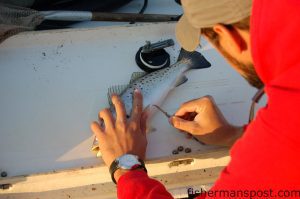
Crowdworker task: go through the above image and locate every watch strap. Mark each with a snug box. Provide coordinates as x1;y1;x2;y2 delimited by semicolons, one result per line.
109;157;147;184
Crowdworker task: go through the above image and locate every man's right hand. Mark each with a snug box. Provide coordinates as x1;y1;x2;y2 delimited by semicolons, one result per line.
169;96;243;147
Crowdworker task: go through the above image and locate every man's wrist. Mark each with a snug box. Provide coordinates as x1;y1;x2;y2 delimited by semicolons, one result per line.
109;154;147;184
114;169;129;183
114;167;146;183
226;125;244;147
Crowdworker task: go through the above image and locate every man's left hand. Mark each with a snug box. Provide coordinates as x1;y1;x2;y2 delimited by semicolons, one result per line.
91;89;148;181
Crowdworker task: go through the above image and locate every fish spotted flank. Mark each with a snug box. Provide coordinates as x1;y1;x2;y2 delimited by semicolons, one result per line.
92;50;211;156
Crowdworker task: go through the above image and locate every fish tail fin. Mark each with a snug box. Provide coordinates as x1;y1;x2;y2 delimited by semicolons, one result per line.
177;48;211;69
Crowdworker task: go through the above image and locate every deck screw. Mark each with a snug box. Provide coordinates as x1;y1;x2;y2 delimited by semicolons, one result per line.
172;149;179;155
1;171;7;177
184;147;192;153
177;146;184;152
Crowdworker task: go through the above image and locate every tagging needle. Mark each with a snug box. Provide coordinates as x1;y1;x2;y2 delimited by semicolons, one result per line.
152;105;172;118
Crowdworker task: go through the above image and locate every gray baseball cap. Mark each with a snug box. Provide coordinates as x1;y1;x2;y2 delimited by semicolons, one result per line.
176;0;252;51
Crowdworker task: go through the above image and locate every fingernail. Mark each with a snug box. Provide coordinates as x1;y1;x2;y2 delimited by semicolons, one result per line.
168;116;174;125
111;94;118;100
134;88;141;93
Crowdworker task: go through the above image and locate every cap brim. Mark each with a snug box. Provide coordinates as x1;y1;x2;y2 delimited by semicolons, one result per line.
175;15;200;52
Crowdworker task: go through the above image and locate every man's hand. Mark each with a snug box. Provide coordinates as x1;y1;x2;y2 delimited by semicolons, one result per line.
90;89;147;181
170;95;243;147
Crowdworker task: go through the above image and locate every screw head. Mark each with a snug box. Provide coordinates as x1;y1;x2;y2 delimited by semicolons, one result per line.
177;146;184;152
184;148;192;153
172;149;179;155
1;172;7;177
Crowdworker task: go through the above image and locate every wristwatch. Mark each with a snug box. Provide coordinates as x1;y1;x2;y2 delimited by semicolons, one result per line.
109;154;147;184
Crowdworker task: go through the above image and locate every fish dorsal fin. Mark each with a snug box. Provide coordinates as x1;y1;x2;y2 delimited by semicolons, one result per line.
129;72;147;84
107;85;128;106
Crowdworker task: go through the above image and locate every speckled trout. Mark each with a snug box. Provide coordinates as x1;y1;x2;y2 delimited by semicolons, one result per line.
92;50;211;156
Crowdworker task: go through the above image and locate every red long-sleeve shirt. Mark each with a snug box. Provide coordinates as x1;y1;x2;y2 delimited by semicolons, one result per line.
118;0;300;198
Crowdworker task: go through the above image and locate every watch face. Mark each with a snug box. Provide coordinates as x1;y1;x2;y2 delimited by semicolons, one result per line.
118;154;140;170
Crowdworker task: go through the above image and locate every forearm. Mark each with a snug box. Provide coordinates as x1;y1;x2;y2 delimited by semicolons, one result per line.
222;125;244;147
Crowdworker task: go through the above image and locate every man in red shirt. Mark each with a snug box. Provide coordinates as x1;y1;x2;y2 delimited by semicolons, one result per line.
91;0;300;198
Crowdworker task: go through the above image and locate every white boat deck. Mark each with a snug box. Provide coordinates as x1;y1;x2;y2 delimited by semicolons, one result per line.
0;22;256;177
0;1;262;198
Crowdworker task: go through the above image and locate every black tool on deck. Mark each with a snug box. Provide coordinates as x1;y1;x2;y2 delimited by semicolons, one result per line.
135;39;174;72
